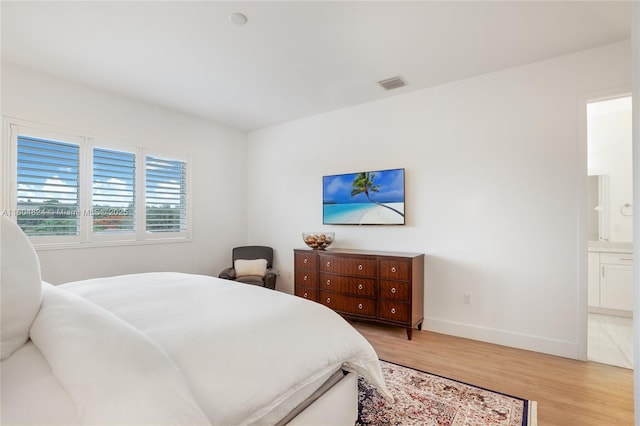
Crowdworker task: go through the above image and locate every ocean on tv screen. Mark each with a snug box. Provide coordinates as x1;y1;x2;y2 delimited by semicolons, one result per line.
323;202;404;225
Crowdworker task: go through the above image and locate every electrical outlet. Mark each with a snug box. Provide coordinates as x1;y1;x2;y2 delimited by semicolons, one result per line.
463;293;472;304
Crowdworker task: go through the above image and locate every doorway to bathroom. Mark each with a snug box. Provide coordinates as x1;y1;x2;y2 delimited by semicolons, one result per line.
586;94;633;369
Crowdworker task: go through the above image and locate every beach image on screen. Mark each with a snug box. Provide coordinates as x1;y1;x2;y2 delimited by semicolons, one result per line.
323;168;405;225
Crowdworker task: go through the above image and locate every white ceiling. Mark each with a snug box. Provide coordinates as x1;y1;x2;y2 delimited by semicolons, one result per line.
1;1;632;131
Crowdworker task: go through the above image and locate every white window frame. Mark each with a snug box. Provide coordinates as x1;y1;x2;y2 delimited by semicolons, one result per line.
90;142;139;243
3;118;192;249
141;149;192;242
6;121;86;247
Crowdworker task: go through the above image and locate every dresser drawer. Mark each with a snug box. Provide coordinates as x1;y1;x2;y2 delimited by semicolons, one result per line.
379;280;410;301
378;300;411;324
379;258;411;281
319;273;377;296
295;252;317;270
295;286;317;301
295;270;317;287
319;255;377;278
320;291;376;317
600;252;633;266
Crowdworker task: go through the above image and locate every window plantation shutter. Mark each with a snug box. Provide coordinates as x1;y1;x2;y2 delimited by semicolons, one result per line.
145;155;187;232
92;148;136;233
16;136;80;236
9;119;192;245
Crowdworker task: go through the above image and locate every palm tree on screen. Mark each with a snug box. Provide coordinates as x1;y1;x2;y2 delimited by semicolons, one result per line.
350;172;404;218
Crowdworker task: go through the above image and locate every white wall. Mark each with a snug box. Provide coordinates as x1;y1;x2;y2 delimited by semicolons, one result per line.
247;40;631;358
1;62;248;284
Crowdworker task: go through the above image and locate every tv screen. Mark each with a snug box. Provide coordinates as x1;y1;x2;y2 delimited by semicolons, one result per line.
323;168;405;225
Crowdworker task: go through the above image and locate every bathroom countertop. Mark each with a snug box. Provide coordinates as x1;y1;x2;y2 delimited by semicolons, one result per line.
588;241;633;253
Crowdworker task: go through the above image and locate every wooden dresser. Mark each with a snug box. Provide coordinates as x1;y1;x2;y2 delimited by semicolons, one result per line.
294;248;424;340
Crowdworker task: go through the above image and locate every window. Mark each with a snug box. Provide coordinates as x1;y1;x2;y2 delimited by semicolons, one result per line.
16;135;80;237
145;155;187;233
93;147;136;234
5;120;191;247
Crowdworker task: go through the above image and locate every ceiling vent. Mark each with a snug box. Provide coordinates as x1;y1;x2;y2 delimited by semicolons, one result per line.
377;75;408;91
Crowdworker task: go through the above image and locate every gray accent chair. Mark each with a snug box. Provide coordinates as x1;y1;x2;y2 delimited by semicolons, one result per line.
218;246;277;290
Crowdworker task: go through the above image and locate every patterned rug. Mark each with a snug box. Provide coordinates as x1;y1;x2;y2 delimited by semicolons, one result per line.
357;360;537;426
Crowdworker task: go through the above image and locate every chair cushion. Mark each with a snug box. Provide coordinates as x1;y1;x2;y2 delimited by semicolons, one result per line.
235;275;266;286
1;217;43;360
234;258;267;278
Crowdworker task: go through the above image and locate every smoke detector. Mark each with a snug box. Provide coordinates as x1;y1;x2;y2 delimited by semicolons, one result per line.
377;75;408;91
230;12;248;26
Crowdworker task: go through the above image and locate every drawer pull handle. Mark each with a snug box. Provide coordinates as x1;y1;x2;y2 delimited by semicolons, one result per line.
326;297;331;304
327;261;331;267
303;292;308;298
620;258;633;261
391;287;396;294
391;267;397;273
303;275;308;281
327;279;331;285
358;303;363;309
391;308;396;314
358;264;363;270
304;258;308;264
358;284;363;290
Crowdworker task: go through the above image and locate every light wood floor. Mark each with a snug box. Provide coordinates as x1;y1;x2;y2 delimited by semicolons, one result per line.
351;321;634;426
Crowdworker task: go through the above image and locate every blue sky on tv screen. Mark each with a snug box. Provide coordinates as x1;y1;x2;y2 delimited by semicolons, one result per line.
323;168;404;204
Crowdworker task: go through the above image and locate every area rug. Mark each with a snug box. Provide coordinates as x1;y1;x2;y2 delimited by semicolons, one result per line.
357;360;537;426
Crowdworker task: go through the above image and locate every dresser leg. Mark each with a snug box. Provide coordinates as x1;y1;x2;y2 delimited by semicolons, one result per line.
406;321;423;340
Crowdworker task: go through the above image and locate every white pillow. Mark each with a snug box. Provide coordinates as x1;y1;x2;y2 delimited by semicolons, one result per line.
30;283;210;425
234;258;268;278
1;217;43;360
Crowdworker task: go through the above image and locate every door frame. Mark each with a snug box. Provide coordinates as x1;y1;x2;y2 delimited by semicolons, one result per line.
576;85;632;361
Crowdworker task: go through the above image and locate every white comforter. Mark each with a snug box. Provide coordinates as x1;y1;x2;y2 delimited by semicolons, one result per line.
23;272;389;425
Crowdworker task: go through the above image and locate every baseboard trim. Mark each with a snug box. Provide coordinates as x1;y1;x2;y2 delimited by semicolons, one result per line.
423;317;580;359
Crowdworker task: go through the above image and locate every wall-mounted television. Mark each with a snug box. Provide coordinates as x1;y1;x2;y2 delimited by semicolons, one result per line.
323;168;405;225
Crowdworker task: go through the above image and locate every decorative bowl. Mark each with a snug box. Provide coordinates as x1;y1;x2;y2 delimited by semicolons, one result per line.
302;232;335;250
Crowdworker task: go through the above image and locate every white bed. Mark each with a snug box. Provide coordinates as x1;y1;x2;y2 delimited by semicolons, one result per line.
0;217;390;425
